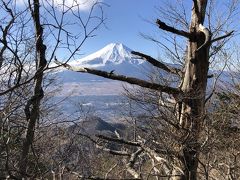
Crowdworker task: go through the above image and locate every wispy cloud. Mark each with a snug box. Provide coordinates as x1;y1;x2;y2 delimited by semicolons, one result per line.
17;0;102;11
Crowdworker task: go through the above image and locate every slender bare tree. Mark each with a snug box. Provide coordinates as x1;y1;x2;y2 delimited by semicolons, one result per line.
19;0;47;176
0;0;105;178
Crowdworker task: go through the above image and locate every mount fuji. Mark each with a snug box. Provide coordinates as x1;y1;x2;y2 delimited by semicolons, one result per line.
56;43;148;84
54;43;149;96
71;43;144;68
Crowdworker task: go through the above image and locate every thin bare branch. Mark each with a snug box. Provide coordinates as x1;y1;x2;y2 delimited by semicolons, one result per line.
211;31;234;44
78;132;130;156
0;1;15;68
156;19;192;39
104;163;118;179
126;148;143;179
71;172;138;180
132;51;183;77
96;134;141;147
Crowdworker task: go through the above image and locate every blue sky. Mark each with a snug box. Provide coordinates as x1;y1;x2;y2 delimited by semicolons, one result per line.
14;0;167;60
79;0;240;61
80;0;163;58
14;0;239;62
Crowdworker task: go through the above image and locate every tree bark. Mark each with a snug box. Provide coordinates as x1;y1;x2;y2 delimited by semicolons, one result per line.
178;0;210;179
19;0;47;177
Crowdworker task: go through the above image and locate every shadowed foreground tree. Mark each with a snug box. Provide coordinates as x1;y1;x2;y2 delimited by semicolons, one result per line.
0;0;105;178
56;0;238;179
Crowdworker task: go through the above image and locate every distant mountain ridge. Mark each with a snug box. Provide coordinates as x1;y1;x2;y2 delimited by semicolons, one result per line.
53;42;236;96
50;43;238;123
68;116;126;136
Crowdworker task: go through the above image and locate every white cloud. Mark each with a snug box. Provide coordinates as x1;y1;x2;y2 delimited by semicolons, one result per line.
17;0;102;11
53;0;101;11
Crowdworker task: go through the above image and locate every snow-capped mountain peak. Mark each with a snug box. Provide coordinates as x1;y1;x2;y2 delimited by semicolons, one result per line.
70;43;144;67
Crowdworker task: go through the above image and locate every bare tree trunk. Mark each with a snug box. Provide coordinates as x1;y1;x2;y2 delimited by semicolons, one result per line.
19;0;47;177
179;0;210;179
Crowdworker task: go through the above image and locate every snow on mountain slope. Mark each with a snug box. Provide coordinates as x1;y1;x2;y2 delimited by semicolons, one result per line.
70;43;144;67
56;43;149;84
52;43;150;95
